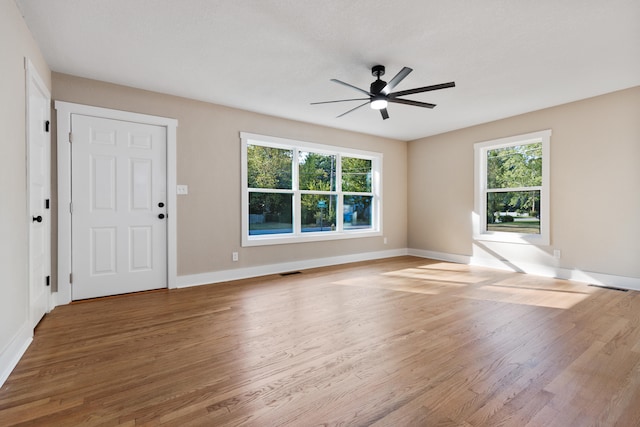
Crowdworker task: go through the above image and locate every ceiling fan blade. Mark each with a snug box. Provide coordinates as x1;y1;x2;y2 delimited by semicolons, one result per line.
331;79;372;96
388;98;436;109
310;98;370;105
389;81;455;98
381;67;412;95
337;101;370;118
380;108;389;120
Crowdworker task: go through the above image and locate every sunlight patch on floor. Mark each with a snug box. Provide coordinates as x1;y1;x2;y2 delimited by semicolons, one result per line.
332;275;467;295
465;279;593;309
335;262;597;309
382;266;490;284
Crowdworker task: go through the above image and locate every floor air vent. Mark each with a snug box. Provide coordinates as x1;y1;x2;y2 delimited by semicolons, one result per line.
280;271;302;277
588;284;628;292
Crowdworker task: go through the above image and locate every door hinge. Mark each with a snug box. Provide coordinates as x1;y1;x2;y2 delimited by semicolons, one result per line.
70;273;73;284
45;199;50;209
46;275;50;287
45;120;50;133
69;202;73;214
69;132;73;143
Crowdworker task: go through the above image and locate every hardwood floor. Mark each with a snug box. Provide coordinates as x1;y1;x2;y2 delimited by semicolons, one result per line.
1;256;640;426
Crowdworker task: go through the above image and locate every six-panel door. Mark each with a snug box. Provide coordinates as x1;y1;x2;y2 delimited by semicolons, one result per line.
71;114;167;300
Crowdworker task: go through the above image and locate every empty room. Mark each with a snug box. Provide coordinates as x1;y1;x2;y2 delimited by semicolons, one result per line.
1;0;639;425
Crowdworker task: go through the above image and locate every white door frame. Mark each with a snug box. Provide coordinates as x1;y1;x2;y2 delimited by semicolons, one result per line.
25;59;51;322
55;101;178;305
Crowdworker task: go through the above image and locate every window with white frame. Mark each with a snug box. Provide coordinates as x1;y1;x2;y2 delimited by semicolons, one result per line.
474;129;551;245
241;132;382;246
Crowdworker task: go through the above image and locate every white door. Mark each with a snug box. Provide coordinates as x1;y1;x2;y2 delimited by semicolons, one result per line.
71;115;167;300
27;61;51;327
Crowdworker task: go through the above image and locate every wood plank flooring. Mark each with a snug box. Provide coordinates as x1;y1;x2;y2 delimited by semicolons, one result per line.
1;256;640;426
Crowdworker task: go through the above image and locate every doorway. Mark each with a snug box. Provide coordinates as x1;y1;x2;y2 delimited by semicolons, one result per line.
56;102;178;303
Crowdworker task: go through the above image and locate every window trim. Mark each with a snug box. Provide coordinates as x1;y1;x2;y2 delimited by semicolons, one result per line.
474;129;551;245
241;132;382;247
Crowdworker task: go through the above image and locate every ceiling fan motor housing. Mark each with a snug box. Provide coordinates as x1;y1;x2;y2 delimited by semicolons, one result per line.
370;65;387;94
370;79;387;95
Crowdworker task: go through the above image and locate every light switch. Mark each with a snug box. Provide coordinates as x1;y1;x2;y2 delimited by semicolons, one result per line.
176;185;188;195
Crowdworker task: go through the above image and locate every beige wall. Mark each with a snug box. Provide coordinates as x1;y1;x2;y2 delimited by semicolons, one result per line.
52;73;407;277
0;0;51;367
408;86;640;279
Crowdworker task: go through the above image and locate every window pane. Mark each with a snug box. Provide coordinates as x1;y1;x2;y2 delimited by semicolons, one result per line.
487;142;542;189
343;195;373;230
486;191;540;234
301;194;336;232
299;152;336;191
342;157;371;192
247;145;292;189
248;192;293;235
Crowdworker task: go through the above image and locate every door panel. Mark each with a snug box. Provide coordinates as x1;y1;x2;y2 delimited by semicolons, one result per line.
72;115;167;300
130;226;153;271
27;64;50;328
130;158;152;210
92;155;116;210
91;227;116;275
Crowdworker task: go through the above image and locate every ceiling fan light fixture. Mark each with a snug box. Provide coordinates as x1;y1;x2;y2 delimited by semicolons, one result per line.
311;65;454;120
370;98;387;110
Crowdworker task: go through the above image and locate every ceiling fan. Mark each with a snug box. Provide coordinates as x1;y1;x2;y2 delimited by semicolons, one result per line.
311;65;455;120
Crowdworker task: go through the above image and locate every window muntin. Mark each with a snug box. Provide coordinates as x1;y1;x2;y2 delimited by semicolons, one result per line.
474;130;550;245
241;133;382;246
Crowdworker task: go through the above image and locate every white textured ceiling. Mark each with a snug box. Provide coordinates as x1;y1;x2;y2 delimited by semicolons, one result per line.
15;0;640;141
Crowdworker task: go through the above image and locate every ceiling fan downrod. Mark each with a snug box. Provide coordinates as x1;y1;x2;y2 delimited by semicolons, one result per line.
370;65;387;94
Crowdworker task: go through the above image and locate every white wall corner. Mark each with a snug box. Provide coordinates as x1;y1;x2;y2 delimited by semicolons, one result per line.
0;322;33;388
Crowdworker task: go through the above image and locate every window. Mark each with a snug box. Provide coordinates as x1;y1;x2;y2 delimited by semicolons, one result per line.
241;132;382;246
474;129;551;245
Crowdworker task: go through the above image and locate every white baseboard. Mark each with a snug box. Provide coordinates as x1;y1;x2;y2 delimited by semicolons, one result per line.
468;256;640;290
178;247;640;291
407;248;471;265
176;248;409;288
0;322;33;389
555;269;640;291
408;248;640;291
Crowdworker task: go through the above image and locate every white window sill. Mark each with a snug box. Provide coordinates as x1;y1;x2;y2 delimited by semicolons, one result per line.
474;232;549;246
242;229;382;247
